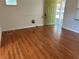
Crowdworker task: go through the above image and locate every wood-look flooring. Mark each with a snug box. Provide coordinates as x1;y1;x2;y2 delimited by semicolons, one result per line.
0;26;79;59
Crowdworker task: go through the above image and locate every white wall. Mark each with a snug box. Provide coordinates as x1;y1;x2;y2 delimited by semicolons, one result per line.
0;0;44;31
63;0;79;33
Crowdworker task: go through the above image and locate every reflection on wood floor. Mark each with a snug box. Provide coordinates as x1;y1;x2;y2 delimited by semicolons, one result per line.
0;26;79;59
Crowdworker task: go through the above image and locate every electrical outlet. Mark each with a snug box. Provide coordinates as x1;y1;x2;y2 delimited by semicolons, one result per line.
32;20;35;24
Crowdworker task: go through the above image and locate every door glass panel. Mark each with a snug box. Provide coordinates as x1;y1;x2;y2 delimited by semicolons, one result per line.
55;0;66;26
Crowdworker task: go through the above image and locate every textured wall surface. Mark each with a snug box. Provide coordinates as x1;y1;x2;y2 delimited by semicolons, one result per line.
0;0;44;31
63;0;79;33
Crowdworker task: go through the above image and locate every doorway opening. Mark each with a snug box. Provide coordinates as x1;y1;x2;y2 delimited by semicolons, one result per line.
44;0;66;27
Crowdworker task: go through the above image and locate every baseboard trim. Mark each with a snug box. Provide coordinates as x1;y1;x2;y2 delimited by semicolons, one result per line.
63;26;79;33
2;24;43;32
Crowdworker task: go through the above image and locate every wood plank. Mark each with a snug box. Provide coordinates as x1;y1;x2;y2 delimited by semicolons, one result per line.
0;26;79;59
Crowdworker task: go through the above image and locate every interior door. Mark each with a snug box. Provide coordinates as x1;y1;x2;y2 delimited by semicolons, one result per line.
44;0;57;25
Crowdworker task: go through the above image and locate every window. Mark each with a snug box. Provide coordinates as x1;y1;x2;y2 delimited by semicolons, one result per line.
6;0;17;5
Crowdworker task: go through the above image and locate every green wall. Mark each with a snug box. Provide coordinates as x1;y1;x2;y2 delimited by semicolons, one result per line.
44;0;57;25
